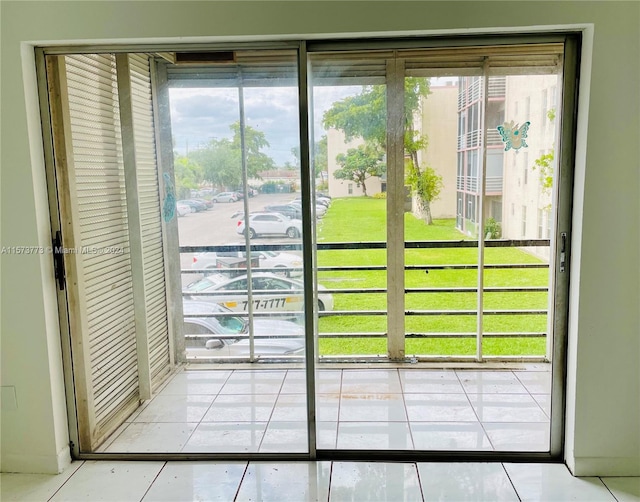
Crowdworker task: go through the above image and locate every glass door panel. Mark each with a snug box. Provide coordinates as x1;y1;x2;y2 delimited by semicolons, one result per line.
309;54;388;359
166;49;309;453
404;75;480;359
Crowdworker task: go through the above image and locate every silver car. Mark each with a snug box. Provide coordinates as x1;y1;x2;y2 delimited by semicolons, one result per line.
183;300;305;357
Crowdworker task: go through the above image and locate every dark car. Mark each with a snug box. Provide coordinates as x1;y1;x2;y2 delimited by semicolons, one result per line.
263;204;302;220
178;199;208;212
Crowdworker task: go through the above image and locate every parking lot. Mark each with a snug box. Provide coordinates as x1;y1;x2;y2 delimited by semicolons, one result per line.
178;192;304;281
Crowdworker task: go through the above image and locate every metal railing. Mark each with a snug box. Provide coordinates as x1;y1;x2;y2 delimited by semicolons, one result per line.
180;239;550;363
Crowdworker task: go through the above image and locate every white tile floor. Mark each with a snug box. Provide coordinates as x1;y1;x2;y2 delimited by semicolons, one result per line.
2;460;638;501
98;367;553;453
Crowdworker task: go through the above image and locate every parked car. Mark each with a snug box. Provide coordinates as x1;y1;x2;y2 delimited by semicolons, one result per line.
192;198;214;209
176;203;192;217
178;199;208;212
288;199;327;217
237;212;302;239
292;196;330;207
192;250;303;277
263;204;303;220
213;192;238;203
184;272;334;314
183;300;305;356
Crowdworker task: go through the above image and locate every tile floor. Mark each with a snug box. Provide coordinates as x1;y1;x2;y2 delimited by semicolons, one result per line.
96;367;553;453
2;460;639;501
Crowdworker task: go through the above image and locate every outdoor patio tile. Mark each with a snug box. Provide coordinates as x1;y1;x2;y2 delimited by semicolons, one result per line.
467;393;548;423
316;370;343;394
483;423;550;451
513;370;552;394
532;393;551;417
317;421;338;449
201;393;277;422
317;393;340;421
104;422;198;452
457;370;528;394
404;393;478;422
218;370;287;395
341;369;403;394
280;369;307;394
399;369;465;393
133;394;214;423
182;422;267;453
157;370;231;395
339;393;407;421
410;422;492;450
337;422;414;449
271;393;307;421
259;421;308;452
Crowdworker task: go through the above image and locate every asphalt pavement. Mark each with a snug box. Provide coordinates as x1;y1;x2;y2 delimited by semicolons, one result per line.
177;192;303;282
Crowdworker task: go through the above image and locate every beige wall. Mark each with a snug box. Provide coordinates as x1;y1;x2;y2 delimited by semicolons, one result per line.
327;129;383;198
1;1;638;476
501;74;558;260
419;85;458;219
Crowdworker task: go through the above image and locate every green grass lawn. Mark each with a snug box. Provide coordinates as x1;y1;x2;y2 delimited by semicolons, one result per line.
316;197;549;357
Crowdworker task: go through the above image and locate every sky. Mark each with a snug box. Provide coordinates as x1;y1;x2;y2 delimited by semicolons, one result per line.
168;77;457;166
169;85;359;166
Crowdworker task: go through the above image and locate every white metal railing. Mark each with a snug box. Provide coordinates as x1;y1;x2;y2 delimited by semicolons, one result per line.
180;240;550;363
488;76;506;98
487;128;503;146
485;176;504;193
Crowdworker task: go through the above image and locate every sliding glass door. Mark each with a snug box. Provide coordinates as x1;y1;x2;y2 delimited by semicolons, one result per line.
41;35;576;458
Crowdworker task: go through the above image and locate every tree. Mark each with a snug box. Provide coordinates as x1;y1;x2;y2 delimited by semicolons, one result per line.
531;108;556;200
334;144;385;196
323;78;442;223
188;122;274;188
290;135;328;180
173;155;204;199
406;165;444;224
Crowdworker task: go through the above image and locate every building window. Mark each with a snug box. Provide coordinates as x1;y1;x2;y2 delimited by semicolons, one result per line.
522;205;527;236
538;209;544;238
523;152;529;184
348;183;353;194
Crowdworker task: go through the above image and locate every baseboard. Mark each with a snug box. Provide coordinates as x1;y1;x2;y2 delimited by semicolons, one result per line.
0;447;71;474
568;456;640;477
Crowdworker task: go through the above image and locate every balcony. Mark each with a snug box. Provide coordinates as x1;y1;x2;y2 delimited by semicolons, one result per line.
180;238;549;364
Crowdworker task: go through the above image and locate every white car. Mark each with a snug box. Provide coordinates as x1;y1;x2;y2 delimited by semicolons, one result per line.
184;272;334;315
183;300;305;357
191;250;303;277
237;212;302;239
213;192;238;203
176;203;192;216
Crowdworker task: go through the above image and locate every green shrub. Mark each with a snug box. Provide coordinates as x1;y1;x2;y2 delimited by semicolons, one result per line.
484;217;502;239
372;192;387;199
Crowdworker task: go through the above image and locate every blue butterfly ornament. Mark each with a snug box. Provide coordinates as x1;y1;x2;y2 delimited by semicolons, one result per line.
497;120;531;152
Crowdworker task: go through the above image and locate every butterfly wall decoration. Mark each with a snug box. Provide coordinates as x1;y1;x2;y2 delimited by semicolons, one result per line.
497;120;531;151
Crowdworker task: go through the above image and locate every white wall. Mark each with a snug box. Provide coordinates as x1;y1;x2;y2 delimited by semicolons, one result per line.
1;1;638;475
